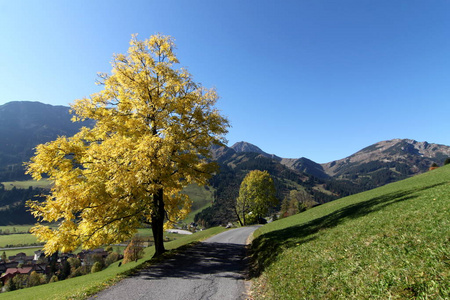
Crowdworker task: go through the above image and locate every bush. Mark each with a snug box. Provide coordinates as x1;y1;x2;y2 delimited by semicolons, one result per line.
444;158;450;165
105;252;120;266
27;271;46;287
5;278;17;292
85;253;105;269
6;274;28;291
123;236;145;264
91;261;103;273
49;274;58;283
67;257;81;269
69;265;90;278
59;260;71;280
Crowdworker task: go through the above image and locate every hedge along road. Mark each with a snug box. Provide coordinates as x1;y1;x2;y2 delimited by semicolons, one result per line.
91;226;261;300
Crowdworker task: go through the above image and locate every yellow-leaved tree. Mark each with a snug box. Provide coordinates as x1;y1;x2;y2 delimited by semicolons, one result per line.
235;170;277;226
26;34;229;257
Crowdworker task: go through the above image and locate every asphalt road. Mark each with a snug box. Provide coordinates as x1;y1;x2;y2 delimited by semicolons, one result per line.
91;226;260;300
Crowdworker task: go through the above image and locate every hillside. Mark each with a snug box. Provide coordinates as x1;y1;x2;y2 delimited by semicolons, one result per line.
250;165;450;299
0;101;92;181
1;101;449;227
230;139;450;193
195;150;338;227
322;138;450;182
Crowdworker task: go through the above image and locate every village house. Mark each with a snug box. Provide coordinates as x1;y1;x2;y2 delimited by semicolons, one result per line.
0;261;19;275
8;252;34;265
0;266;33;286
77;248;109;262
0;248;112;288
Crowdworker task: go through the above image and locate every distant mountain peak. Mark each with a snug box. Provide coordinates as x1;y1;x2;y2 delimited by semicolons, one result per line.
231;141;264;154
322;138;450;178
230;141;280;160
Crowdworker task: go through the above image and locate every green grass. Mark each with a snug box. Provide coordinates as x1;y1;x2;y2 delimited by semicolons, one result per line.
250;165;450;299
1;180;52;190
182;184;214;224
0;226;227;300
0;225;32;233
1;247;42;257
0;233;39;248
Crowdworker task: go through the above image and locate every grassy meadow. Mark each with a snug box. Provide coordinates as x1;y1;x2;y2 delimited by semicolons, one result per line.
0;226;227;300
250;165;450;299
0;233;38;248
1;180;52;190
0;225;32;233
182;184;214;224
1;247;42;257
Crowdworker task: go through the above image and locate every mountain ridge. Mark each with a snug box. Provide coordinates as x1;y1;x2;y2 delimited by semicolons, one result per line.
0;101;93;180
229;139;450;178
2;101;450;226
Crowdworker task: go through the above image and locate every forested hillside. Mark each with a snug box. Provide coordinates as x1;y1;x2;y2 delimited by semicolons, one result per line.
1;102;449;226
0;184;46;225
0;101;93;181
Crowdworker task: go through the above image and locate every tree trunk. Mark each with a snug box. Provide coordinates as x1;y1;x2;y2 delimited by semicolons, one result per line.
234;206;243;227
151;188;166;257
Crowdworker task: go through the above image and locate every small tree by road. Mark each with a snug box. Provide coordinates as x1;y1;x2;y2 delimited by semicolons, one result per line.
236;170;277;225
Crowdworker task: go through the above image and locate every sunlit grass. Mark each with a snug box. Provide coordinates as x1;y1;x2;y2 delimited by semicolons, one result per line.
250;165;450;299
182;184;214;224
1;180;52;190
0;225;32;233
0;233;39;248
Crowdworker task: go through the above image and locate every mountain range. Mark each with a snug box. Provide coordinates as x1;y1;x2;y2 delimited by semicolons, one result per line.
1;101;449;225
200;139;450;225
0;101;93;180
228;139;450;187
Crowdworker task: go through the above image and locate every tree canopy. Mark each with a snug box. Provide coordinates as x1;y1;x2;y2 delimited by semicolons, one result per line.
236;170;277;225
26;34;229;256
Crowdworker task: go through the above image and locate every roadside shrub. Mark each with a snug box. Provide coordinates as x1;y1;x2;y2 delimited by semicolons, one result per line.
105;252;120;266
85;253;105;269
67;257;81;269
123;236;145;264
49;274;58;283
69;265;90;278
91;261;103;273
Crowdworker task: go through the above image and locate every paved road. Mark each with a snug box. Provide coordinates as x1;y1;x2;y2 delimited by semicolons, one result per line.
91;226;260;300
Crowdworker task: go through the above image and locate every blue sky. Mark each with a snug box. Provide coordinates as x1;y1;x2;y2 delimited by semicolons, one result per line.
1;1;449;163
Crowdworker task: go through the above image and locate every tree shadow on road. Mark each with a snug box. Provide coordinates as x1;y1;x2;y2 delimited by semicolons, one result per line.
133;242;249;281
249;182;446;278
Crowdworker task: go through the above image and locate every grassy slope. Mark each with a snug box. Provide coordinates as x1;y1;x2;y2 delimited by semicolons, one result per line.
251;165;450;299
1;180;52;190
0;233;38;248
0;225;32;233
0;226;227;300
182;184;214;224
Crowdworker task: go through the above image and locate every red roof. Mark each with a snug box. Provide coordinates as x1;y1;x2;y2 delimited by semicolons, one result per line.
1;266;33;277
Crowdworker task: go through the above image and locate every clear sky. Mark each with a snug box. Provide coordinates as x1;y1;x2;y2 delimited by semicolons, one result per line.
1;0;449;163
